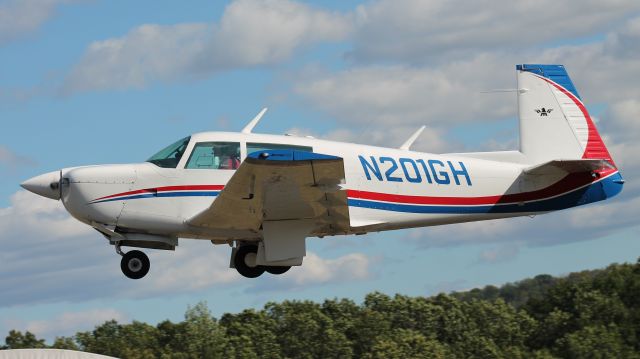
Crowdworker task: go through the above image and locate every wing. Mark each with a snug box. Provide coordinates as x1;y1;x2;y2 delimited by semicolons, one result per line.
524;159;614;176
188;150;350;236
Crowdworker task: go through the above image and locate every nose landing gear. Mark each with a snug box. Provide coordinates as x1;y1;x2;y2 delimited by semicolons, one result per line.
116;243;150;279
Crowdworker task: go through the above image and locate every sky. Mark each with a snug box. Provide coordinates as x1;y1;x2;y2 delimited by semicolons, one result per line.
1;0;640;342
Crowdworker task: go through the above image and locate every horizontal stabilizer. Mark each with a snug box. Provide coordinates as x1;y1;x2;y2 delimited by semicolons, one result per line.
524;159;614;176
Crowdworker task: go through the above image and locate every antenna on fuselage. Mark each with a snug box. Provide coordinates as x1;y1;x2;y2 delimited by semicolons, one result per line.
479;88;519;93
241;108;268;133
399;125;426;151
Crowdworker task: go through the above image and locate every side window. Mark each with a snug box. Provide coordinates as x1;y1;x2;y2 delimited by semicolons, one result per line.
185;142;240;170
246;143;313;156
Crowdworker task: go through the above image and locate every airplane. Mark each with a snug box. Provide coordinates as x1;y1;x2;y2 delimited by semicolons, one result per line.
20;64;624;280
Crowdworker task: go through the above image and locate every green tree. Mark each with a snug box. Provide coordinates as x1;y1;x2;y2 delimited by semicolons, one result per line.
558;324;639;359
4;330;46;349
367;329;448;359
182;302;228;359
119;321;160;359
350;307;392;356
266;300;352;358
156;320;191;358
51;336;79;350
220;309;281;358
3;257;640;358
75;320;127;357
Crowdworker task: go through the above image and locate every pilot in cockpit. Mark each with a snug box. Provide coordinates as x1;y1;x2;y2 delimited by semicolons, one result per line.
218;145;240;170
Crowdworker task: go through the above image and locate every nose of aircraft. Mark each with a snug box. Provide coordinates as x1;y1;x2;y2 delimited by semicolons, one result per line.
20;171;61;200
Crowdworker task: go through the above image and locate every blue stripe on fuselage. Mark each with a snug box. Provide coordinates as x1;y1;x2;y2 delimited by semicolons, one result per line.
348;172;623;214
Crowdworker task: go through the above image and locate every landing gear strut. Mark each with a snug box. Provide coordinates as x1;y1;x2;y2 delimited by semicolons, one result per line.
116;243;150;279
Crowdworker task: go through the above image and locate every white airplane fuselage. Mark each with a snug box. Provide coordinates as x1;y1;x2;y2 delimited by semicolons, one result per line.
43;131;623;240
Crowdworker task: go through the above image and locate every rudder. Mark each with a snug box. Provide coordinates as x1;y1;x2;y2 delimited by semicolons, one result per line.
517;64;614;166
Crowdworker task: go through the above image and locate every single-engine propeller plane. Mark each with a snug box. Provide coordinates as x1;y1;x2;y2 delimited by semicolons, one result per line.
21;65;624;279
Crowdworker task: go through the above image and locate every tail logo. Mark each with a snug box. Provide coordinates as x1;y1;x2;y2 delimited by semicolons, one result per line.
535;108;553;117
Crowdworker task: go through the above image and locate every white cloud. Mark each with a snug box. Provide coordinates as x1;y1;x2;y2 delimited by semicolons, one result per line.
0;190;91;242
350;0;640;63
0;145;36;170
287;252;371;285
292;56;516;128
129;242;240;297
247;252;373;292
209;0;350;66
478;244;521;264
0;0;68;45
64;23;211;92
0;191;117;306
608;141;640;196
63;0;351;93
21;308;127;339
606;100;640;137
405;191;640;250
286;125;454;153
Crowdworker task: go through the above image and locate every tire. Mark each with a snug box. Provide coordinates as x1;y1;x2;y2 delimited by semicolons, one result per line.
234;245;265;278
120;250;150;279
265;266;291;275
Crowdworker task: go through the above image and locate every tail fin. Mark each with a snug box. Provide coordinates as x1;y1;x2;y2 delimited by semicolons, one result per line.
517;64;615;167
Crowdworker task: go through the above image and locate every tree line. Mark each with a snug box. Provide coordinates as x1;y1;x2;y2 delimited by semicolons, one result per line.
3;258;640;358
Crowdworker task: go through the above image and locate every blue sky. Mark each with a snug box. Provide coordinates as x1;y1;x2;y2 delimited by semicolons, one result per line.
1;0;640;341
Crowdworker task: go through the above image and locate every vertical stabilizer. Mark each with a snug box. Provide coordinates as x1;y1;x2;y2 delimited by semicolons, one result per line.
517;64;614;165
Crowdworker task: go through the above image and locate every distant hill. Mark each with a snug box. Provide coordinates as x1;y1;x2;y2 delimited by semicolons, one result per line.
3;258;640;358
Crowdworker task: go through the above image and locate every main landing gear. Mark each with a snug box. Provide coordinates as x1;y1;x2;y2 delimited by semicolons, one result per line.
112;242;289;280
116;244;150;279
233;244;291;278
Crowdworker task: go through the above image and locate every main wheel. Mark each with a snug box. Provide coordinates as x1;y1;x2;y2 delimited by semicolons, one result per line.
234;245;265;278
120;250;150;279
265;266;291;275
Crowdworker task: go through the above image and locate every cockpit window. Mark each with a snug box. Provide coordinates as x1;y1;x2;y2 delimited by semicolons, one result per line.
185;142;240;170
147;136;191;168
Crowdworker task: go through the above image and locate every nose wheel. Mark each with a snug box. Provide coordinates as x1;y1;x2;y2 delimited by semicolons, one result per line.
119;249;150;279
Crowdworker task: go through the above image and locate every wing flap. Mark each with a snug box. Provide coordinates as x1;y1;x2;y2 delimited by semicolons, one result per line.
188;150;349;235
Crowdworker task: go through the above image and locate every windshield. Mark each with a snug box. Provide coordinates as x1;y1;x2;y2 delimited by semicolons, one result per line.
146;136;191;168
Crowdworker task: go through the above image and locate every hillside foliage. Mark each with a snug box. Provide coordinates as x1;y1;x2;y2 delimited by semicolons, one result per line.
3;259;640;358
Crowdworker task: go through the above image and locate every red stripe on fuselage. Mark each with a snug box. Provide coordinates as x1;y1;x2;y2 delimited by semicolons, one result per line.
92;185;225;201
347;171;612;206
